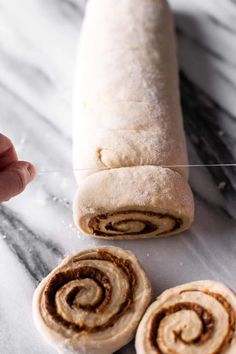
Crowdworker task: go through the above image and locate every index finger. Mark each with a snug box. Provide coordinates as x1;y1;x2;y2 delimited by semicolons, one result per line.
0;161;36;202
0;134;18;170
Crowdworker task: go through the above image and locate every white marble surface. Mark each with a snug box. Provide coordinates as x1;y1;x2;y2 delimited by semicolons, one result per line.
0;0;236;353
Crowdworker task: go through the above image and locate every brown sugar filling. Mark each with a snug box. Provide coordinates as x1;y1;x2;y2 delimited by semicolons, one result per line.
149;290;236;354
42;250;136;334
88;210;183;237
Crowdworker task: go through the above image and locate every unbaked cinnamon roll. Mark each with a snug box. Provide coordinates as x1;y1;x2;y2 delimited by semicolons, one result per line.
33;246;152;354
72;0;194;239
135;280;236;354
75;166;193;240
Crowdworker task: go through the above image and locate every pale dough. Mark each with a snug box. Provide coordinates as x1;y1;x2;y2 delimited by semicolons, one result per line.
74;166;194;239
73;0;194;239
33;246;152;354
135;280;236;354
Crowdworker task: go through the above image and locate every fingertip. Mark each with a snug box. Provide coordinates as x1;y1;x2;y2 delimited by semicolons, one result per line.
11;161;36;187
25;162;37;180
0;161;37;202
0;133;13;148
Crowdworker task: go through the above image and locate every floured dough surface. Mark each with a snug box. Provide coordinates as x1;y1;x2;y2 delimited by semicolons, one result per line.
74;166;194;239
135;280;236;354
72;0;194;239
73;0;188;180
33;246;152;354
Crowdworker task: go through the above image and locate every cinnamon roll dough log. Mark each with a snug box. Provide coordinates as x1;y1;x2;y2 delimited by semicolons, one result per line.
135;280;236;354
33;246;152;354
73;0;194;238
73;0;188;179
74;166;194;239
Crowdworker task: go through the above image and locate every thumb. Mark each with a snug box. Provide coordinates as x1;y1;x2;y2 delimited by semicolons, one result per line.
0;161;36;202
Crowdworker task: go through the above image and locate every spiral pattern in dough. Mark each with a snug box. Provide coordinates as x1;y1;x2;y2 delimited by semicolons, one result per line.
88;210;182;238
75;166;194;240
33;246;152;354
135;280;236;354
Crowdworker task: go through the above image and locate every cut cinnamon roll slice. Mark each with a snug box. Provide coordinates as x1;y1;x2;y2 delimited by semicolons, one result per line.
135;280;236;354
33;246;152;354
74;166;194;240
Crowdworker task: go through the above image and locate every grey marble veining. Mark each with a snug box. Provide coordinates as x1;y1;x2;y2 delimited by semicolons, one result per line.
0;0;236;353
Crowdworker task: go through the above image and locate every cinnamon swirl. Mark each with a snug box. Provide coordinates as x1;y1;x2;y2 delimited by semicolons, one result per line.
33;246;152;354
135;280;236;354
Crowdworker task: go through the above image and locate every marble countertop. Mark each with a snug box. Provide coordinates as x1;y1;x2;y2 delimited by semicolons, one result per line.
1;0;236;353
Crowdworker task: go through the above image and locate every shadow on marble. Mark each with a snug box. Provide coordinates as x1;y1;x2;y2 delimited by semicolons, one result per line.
175;12;236;220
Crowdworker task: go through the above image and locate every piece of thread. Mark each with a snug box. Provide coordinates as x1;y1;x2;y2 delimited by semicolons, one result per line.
37;164;236;174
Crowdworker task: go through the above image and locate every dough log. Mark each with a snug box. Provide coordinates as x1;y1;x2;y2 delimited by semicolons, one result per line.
135;280;236;354
33;246;152;354
73;0;194;239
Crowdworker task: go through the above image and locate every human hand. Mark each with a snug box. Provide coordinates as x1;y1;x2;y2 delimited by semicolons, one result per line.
0;134;36;202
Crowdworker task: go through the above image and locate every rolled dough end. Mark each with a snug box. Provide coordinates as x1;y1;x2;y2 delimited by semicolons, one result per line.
73;165;194;240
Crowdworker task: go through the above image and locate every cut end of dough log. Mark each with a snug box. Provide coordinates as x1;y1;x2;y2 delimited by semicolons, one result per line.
73;166;194;240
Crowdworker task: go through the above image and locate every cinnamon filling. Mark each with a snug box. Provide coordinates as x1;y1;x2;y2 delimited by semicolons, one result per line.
66;286;83;306
43;251;136;333
88;210;182;237
204;291;235;353
149;290;236;354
